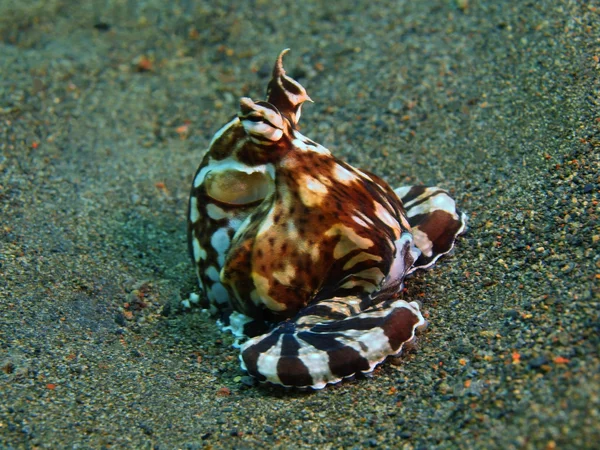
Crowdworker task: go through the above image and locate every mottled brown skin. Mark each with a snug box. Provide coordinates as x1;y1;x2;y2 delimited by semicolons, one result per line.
221;140;406;322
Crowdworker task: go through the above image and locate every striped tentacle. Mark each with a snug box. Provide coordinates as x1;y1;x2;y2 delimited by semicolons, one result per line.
395;186;467;271
240;297;426;389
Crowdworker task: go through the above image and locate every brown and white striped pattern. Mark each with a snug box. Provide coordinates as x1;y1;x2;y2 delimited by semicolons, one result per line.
187;50;466;389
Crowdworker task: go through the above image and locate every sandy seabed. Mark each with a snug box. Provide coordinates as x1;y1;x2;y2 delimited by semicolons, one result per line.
1;1;598;448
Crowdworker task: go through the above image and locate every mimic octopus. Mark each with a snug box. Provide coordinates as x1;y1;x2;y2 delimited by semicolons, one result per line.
187;50;466;389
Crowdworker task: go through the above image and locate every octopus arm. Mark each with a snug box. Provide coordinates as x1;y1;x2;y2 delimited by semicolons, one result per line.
239;297;425;389
394;185;467;271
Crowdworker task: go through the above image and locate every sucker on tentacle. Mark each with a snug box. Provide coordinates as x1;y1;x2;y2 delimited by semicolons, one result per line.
187;49;467;389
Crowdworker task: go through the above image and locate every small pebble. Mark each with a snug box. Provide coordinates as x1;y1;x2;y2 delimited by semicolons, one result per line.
528;356;549;369
396;431;412;439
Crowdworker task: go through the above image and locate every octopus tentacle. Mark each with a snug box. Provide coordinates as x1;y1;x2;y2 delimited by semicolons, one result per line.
240;298;425;389
395;186;467;271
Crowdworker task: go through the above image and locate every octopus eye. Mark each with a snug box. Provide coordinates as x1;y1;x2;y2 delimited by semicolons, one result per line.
239;97;284;144
204;169;273;205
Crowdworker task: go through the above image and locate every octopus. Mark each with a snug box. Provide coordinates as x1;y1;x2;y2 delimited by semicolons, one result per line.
187;50;466;389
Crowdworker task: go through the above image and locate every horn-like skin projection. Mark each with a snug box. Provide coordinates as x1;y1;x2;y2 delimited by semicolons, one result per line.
266;49;312;126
